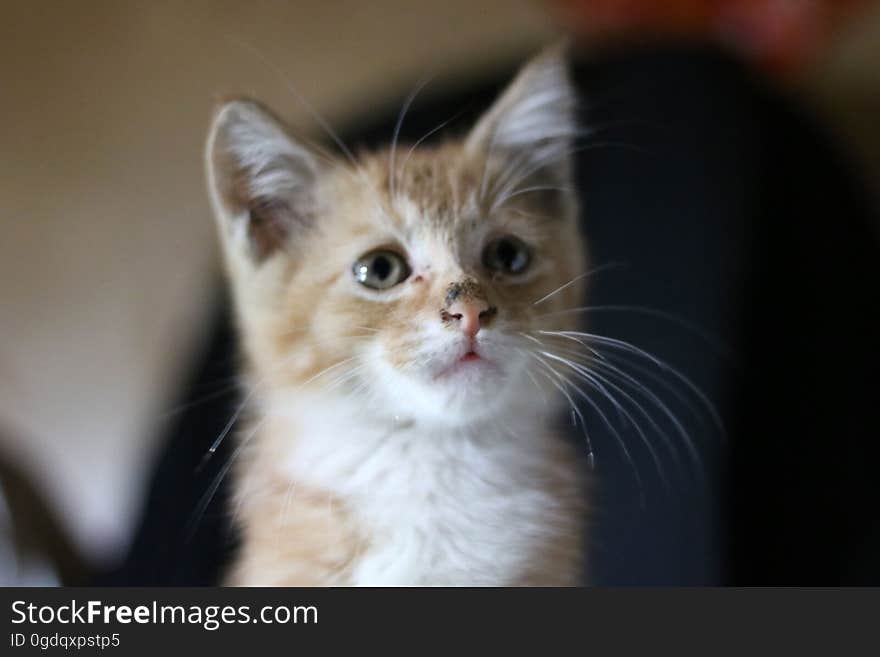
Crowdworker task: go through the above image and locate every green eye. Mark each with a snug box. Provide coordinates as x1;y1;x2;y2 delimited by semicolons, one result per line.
482;235;531;275
353;249;411;289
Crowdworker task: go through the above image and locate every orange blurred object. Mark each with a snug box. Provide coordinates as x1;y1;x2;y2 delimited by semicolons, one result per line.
554;0;871;74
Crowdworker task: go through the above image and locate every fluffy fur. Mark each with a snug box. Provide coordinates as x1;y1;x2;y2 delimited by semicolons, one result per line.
206;47;588;586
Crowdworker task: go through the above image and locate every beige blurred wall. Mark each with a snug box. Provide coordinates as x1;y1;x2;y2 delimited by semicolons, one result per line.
0;0;555;565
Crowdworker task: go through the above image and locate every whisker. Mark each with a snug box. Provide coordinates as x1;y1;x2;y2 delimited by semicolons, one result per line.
390;75;435;199
531;358;595;468
278;478;297;529
486;138;649;212
531;262;627;306
321;362;368;394
594;361;704;483
530;352;652;506
197;354;362;472
157;375;246;421
197;391;255;473
186;415;265;542
536;350;668;494
489;184;574;213
599;354;711;430
573;359;689;483
227;36;388;213
534;304;731;358
522;363;549;408
398;110;466;185
538;329;725;440
228;37;358;170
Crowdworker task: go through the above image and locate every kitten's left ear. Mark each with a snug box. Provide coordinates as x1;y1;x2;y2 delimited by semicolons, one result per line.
466;44;578;198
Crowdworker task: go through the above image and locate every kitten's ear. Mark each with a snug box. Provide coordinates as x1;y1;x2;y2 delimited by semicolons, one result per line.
206;99;319;264
466;44;577;196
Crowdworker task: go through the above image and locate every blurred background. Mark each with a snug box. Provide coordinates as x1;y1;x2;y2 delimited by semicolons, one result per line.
1;0;879;586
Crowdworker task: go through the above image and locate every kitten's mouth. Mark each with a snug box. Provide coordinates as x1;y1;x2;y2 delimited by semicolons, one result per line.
434;347;494;379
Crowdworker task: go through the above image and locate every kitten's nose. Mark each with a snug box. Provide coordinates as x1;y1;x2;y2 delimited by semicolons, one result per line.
442;298;497;339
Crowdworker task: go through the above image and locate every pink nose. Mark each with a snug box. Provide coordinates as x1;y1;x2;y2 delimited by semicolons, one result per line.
443;298;497;339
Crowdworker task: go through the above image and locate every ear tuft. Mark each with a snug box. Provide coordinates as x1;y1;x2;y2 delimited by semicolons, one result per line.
206;99;319;263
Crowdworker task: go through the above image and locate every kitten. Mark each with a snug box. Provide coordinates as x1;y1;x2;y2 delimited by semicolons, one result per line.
205;47;588;586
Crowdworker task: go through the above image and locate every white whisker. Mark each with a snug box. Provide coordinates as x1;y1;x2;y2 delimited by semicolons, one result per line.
531;262;626;306
537;350;669;493
390;75;435;199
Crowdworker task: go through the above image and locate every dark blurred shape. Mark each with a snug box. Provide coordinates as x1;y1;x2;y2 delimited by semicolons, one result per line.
98;43;880;585
728;81;880;585
0;440;88;585
94;303;241;585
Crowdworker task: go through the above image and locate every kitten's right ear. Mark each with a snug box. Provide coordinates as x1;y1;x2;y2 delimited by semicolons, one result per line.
206;99;319;263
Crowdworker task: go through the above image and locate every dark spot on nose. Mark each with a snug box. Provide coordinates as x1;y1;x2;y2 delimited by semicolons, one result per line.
445;284;462;306
445;278;482;308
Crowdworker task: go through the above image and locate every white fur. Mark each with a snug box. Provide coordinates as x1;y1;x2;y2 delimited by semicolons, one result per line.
268;386;573;586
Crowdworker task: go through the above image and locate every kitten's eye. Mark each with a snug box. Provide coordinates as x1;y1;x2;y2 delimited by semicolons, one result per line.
353;249;411;290
482;235;531;275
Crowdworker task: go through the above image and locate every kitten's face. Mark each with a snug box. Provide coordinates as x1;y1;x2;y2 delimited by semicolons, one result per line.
207;48;585;426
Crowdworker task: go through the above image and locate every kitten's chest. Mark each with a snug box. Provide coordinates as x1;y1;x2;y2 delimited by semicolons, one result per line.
280;408;566;586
